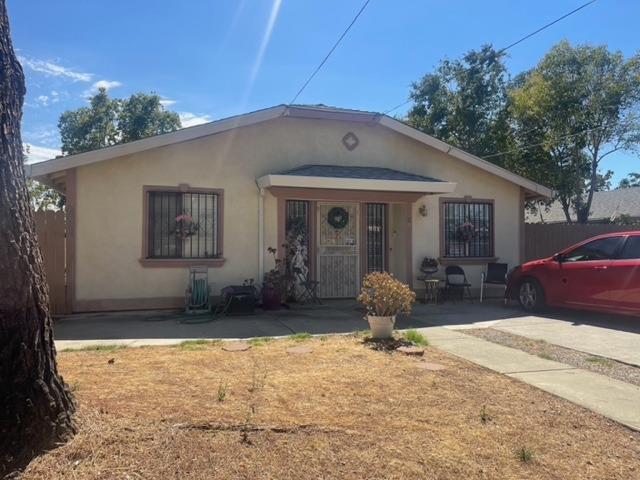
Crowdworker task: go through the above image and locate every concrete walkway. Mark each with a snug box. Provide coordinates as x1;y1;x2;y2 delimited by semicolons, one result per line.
419;326;640;432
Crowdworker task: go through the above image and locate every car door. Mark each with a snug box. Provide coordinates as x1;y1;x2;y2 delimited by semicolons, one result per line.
554;236;624;308
606;235;640;314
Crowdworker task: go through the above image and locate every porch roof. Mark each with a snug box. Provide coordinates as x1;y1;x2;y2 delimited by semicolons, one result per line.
257;164;456;194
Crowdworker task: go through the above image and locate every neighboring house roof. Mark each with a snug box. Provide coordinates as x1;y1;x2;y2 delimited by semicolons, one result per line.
257;164;456;194
25;104;553;199
527;187;640;223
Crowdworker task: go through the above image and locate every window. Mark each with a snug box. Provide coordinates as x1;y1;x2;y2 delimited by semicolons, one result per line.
619;236;640;260
286;200;311;276
366;203;386;273
147;190;221;259
562;237;623;262
442;200;493;258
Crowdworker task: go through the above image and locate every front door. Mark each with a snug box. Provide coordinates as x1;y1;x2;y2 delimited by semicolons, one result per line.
317;202;360;298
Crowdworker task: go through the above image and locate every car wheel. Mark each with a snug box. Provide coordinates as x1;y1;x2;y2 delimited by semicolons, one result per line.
518;278;545;312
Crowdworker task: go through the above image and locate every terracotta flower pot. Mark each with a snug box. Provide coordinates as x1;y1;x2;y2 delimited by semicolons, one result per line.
367;315;396;339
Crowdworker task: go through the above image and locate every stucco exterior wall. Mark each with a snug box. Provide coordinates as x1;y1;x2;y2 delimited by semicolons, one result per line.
73;116;522;310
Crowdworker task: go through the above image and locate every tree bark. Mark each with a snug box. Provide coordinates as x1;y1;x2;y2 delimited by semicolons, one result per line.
0;1;76;475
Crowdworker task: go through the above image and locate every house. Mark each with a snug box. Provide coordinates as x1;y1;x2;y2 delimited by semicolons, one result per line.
27;104;552;312
526;187;640;224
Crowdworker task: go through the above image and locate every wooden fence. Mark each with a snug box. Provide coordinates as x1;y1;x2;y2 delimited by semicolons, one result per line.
524;223;638;262
33;210;67;315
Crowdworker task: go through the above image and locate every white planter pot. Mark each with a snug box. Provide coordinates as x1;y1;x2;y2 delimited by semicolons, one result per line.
367;315;396;339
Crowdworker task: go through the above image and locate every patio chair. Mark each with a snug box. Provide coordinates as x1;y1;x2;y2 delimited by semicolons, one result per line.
184;266;212;313
480;262;508;304
293;267;321;305
444;265;473;302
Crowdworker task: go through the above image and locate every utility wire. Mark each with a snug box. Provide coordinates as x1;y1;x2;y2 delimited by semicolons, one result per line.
289;0;372;105
383;0;598;115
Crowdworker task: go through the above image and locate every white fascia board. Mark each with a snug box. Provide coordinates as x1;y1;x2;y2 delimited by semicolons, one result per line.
257;174;457;194
378;116;554;198
28;105;287;177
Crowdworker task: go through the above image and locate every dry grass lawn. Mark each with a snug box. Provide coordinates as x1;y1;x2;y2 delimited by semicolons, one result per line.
21;335;640;479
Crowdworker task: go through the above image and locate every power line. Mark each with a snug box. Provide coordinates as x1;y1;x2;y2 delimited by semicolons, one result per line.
383;0;598;115
481;121;623;160
289;0;372;105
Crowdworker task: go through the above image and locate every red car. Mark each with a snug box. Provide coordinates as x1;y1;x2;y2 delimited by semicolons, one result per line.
506;231;640;316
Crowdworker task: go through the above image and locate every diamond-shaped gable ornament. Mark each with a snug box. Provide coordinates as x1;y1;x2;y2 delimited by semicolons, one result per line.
342;132;359;151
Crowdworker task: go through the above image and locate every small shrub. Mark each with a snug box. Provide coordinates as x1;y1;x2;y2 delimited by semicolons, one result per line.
480;405;491;424
515;447;533;464
217;382;227;402
538;352;553;361
289;332;312;342
358;272;416;317
404;330;428;346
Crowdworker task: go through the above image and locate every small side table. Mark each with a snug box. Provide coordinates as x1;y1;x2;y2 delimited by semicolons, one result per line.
418;278;441;304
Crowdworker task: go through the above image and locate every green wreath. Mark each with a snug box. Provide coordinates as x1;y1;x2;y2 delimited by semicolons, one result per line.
327;207;349;229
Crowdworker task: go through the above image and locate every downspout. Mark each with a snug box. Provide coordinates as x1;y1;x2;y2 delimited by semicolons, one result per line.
257;184;265;283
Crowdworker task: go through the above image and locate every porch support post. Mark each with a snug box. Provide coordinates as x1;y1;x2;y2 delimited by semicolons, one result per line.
257;186;265;283
405;202;413;288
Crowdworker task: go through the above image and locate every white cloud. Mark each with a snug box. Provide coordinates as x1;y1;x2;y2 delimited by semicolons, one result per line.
36;94;49;106
179;112;212;128
160;98;177;107
19;56;93;82
24;144;62;163
83;79;123;98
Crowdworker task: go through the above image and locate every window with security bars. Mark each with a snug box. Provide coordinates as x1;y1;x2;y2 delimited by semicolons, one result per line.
366;203;386;273
148;191;220;259
443;201;493;258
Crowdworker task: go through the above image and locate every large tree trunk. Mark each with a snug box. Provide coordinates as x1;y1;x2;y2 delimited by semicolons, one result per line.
0;1;76;476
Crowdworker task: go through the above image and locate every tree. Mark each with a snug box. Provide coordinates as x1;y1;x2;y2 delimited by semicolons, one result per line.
0;0;76;475
509;41;640;223
58;89;181;155
618;172;640;188
407;45;513;160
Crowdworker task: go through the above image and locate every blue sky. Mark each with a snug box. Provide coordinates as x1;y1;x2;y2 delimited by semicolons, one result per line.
10;0;640;184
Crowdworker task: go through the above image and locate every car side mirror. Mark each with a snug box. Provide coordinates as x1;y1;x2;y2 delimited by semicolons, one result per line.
552;253;564;263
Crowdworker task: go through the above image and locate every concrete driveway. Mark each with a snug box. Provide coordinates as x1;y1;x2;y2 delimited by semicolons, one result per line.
53;301;640;367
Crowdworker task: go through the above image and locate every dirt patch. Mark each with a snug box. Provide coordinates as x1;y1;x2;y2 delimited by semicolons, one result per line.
20;336;640;480
465;328;640;387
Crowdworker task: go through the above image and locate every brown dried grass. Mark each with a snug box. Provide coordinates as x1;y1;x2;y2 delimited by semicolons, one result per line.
21;336;640;479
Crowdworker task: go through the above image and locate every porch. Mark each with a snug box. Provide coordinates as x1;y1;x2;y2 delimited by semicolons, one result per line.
259;165;457;298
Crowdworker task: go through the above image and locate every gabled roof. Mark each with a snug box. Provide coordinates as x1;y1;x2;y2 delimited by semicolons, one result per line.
527;186;640;223
257;164;456;194
26;104;553;198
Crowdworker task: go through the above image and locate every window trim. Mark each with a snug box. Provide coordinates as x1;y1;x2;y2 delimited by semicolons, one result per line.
616;234;640;260
140;185;225;268
438;196;497;264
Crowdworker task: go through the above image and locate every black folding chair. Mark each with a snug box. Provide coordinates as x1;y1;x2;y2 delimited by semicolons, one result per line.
444;265;473;302
293;268;321;305
480;262;508;303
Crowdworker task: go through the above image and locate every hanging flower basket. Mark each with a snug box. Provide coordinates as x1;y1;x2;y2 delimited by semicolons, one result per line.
327;207;349;229
174;214;200;239
457;222;477;242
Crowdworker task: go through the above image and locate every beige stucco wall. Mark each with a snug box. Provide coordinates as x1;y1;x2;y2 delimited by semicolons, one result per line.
73;116;523;309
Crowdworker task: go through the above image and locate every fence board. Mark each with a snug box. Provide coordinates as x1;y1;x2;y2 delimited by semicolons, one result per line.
524;223;638;262
34;210;67;315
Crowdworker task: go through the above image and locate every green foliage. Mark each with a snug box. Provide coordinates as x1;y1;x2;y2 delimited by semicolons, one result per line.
509;41;640;223
58;88;181;155
289;332;312;342
217;382;228;402
63;344;126;352
403;330;428;346
515;447;533;464
618;172;640;188
178;339;219;350
248;337;274;346
585;356;613;367
27;179;64;211
408;45;513;160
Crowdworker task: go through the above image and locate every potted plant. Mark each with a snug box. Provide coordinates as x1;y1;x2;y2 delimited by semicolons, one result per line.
357;272;416;338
